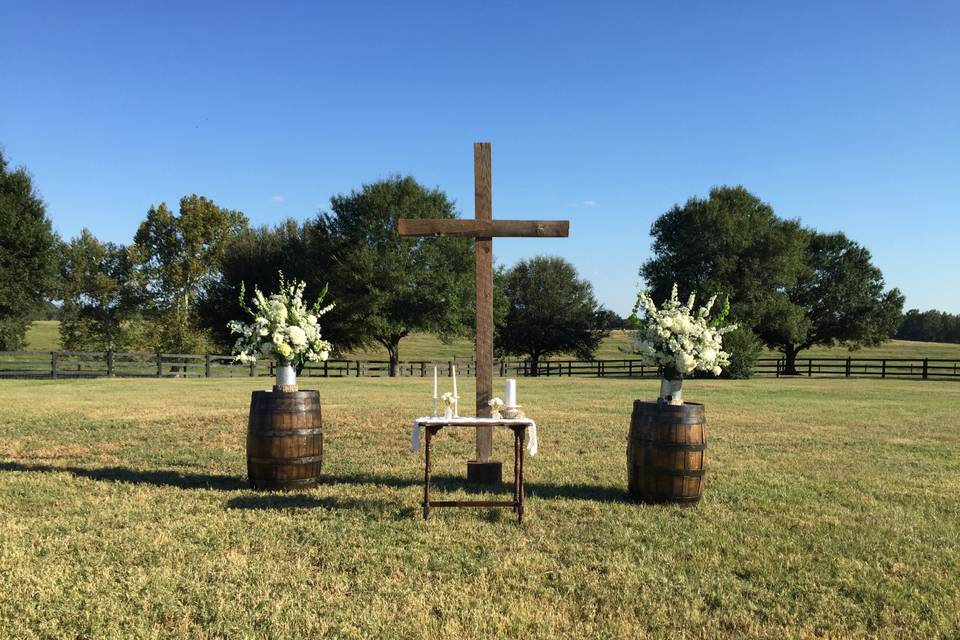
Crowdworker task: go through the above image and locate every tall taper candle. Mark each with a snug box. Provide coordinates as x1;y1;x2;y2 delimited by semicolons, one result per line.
505;378;517;407
452;364;459;417
433;366;438;417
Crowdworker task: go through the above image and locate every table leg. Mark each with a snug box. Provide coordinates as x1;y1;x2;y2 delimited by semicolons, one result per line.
513;429;520;513
518;427;525;523
423;426;432;520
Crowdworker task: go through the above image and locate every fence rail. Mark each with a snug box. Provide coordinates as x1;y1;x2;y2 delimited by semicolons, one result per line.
0;351;958;381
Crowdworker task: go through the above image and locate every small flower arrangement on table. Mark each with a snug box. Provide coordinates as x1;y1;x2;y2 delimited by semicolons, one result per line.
630;283;737;405
228;272;334;390
488;397;505;419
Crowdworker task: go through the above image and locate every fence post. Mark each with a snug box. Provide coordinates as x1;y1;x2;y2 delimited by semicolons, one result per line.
204;354;211;378
807;359;812;377
249;360;256;377
922;358;929;380
881;359;886;379
324;360;329;377
845;357;852;377
156;352;162;377
51;352;58;379
107;350;114;377
597;361;601;377
269;360;274;377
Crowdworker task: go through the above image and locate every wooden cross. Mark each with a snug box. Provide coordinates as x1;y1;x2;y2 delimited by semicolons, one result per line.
398;142;569;481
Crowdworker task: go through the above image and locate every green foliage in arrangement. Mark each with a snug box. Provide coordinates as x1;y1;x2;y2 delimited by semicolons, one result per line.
495;256;609;375
642;186;904;374
131;195;248;353
58;229;137;351
0;150;59;350
313;176;474;376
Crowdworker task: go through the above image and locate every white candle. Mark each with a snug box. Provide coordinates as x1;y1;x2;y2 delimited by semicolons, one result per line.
505;378;517;407
452;364;458;398
433;366;438;398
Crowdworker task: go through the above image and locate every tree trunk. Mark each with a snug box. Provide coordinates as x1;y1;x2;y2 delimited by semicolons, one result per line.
529;353;540;377
388;343;399;377
783;345;800;375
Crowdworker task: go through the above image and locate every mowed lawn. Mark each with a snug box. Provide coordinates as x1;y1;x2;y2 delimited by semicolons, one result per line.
1;377;958;639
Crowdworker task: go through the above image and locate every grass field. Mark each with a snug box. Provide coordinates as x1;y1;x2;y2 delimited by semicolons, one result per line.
24;320;960;361
1;376;958;638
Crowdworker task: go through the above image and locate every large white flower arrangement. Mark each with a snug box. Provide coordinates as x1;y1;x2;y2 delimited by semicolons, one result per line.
228;274;334;366
630;284;737;378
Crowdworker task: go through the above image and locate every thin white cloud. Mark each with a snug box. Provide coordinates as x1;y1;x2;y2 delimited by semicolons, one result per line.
582;200;597;207
271;195;285;204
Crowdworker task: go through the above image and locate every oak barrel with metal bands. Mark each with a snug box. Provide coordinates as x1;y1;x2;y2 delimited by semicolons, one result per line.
247;390;322;490
627;400;706;505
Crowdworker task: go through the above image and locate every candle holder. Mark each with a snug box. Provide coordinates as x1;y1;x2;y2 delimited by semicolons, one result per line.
502;405;524;419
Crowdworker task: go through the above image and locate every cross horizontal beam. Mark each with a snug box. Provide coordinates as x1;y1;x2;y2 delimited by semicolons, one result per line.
397;219;569;238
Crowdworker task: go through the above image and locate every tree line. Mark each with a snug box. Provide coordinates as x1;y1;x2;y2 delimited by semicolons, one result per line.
1;150;611;375
2;149;918;378
896;309;960;344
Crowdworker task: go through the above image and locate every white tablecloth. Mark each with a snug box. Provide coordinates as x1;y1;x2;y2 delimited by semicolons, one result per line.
411;417;538;456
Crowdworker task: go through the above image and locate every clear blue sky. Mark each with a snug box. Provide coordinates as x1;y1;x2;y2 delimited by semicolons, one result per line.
2;1;958;315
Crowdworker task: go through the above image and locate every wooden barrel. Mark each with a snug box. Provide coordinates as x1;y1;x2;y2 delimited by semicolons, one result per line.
627;400;706;505
247;390;322;490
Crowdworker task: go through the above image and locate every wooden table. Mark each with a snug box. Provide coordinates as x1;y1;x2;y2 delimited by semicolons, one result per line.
414;418;535;523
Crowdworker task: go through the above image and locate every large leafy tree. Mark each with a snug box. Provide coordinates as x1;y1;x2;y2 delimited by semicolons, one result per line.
495;256;609;375
314;176;473;376
131;195;247;353
197;218;329;352
59;229;136;351
0;150;59;350
641;186;807;327
642;186;903;374
759;231;904;373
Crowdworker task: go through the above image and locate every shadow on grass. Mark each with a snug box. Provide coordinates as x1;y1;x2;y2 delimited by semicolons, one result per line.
1;462;631;504
226;493;403;513
325;471;632;504
0;460;246;491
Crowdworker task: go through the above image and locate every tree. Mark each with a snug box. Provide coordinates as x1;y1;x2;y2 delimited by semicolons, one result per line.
897;309;960;343
496;256;609;375
313;176;474;376
59;229;136;351
758;231;904;373
642;186;903;374
131;195;247;353
197;218;335;357
642;186;808;327
0;150;59;350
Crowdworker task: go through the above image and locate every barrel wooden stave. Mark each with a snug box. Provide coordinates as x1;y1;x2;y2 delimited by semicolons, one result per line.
247;390;322;490
628;400;706;505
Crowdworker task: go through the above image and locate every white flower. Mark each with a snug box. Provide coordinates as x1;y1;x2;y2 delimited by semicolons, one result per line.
700;347;717;364
674;351;696;374
712;366;722;376
307;315;318;325
287;326;307;347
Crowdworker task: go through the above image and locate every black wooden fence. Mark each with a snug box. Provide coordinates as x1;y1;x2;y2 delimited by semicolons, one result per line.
0;351;957;381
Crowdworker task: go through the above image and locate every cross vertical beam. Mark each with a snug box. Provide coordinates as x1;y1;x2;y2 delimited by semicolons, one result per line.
474;143;494;463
